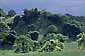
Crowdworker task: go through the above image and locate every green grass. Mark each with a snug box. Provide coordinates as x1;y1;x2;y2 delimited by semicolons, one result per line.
0;42;85;56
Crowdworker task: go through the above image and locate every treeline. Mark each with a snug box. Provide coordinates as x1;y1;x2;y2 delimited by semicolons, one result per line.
0;8;85;53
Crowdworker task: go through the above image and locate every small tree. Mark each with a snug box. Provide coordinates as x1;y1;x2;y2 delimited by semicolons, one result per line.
47;25;58;34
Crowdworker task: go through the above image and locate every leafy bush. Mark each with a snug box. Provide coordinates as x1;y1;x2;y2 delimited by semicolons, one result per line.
46;33;65;42
14;35;29;53
38;39;64;52
77;32;85;49
14;34;36;53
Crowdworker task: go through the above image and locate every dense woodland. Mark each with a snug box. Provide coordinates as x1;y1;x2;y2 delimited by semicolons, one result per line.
0;8;85;53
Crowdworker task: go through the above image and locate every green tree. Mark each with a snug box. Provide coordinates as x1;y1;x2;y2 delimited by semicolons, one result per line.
8;10;16;17
47;25;58;33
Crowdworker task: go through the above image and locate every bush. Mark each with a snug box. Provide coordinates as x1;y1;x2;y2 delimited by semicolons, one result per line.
77;32;85;49
46;33;65;42
14;35;29;53
56;34;66;43
38;39;64;52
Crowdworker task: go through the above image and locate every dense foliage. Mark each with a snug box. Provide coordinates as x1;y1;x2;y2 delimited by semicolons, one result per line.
0;8;85;53
77;32;85;49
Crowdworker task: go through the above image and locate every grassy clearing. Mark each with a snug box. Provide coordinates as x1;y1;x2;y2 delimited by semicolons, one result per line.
0;42;85;56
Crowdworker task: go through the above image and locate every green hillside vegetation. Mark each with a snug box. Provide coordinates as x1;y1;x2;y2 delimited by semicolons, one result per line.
0;8;85;56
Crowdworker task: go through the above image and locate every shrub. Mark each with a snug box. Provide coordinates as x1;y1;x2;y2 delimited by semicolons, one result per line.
77;32;85;50
38;39;64;52
14;35;29;53
46;33;65;42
